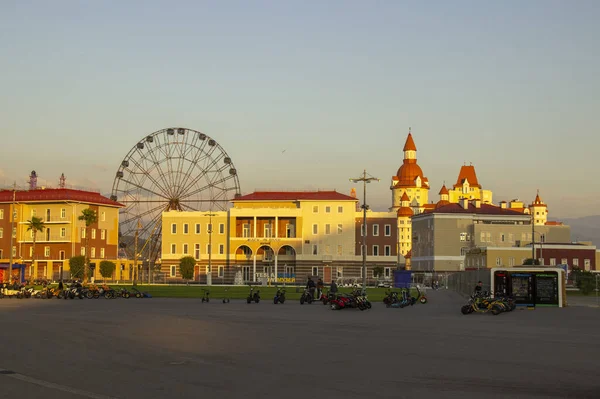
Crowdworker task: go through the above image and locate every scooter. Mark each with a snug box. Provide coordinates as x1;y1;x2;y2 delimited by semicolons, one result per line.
299;288;313;305
246;286;260;304
273;287;286;304
201;289;210;303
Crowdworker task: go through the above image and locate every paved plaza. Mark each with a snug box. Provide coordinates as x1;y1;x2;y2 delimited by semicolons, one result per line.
0;290;599;399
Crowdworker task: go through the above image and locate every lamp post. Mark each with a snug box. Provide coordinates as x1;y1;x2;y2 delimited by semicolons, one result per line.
350;170;379;294
532;231;544;265
204;212;216;286
8;182;16;283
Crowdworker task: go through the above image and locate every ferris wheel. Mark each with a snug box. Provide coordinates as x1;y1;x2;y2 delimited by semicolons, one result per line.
110;127;241;260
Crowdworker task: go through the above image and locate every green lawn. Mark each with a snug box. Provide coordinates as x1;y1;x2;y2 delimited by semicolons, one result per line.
92;285;422;302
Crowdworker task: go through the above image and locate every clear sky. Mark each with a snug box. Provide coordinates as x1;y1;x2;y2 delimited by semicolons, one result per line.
1;0;598;218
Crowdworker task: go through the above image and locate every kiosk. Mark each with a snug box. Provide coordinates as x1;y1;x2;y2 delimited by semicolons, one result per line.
491;267;566;308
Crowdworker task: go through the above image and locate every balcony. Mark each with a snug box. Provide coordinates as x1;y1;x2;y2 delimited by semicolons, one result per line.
21;216;71;224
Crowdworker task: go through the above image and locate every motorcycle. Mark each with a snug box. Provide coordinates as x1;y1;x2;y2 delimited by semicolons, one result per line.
201;289;210;303
299;288;313;305
246;286;260;304
273;287;286;304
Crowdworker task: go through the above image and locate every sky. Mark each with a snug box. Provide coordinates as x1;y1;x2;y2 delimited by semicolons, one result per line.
1;0;598;219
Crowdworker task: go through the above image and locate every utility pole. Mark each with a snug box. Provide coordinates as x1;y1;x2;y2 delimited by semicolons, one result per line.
531;212;536;264
133;219;141;285
204;212;216;286
8;182;16;282
350;170;379;294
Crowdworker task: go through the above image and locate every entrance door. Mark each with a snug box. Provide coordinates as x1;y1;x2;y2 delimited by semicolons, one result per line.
323;266;332;284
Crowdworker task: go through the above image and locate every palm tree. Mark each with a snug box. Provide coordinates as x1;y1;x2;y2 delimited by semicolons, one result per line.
78;208;98;283
26;216;45;280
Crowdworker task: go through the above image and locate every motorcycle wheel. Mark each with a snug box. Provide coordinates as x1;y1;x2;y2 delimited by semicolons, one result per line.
135;293;142;298
300;297;305;305
274;297;279;304
420;297;428;304
280;298;285;304
461;305;472;314
246;297;251;304
491;305;502;315
366;301;372;309
307;297;313;304
331;303;340;310
255;298;260;303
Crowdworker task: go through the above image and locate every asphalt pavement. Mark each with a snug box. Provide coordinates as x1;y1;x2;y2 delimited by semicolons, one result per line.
0;290;599;399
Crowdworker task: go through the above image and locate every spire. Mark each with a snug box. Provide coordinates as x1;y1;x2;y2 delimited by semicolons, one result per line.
29;170;38;190
403;127;417;152
59;173;66;188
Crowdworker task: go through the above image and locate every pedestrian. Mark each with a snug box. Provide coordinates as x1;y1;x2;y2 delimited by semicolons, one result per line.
330;279;338;295
474;281;483;295
306;276;316;299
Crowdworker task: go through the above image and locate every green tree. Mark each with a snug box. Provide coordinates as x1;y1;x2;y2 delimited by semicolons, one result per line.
26;216;45;278
179;256;195;282
99;260;116;281
78;208;98;283
69;256;85;280
571;267;596;296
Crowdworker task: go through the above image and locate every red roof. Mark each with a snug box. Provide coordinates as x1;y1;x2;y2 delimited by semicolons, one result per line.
438;184;449;195
425;202;526;216
400;192;410;202
0;188;124;207
454;165;482;189
545;221;563;226
403;133;417;151
234;191;357;202
397;206;413;217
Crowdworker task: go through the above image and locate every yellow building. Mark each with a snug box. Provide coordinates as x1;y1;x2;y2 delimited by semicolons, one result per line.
161;190;401;284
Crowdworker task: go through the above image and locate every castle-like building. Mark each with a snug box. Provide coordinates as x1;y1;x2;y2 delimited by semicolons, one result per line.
391;129;552;258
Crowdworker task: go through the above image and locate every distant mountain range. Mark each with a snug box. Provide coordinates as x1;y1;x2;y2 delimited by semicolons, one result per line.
558;215;600;247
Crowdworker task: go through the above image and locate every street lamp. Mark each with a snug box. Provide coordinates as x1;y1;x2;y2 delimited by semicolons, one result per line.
350;170;380;293
204;212;216;286
532;231;544;264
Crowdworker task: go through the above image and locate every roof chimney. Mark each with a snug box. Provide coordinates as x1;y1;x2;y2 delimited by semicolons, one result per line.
500;201;507;209
460;197;469;210
471;198;481;208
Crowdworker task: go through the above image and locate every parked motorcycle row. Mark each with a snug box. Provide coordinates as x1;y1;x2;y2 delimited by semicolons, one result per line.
383;287;428;308
461;291;516;315
0;282;151;300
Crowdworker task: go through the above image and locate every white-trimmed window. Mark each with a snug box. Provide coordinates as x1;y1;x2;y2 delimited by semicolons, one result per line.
60;228;66;238
0;228;3;239
44;246;50;257
171;223;177;234
312;266;319;276
373;224;379;236
385;267;391;278
219;223;225;234
183;223;189;234
325;206;331;213
264;224;272;238
82;228;86;239
573;258;579;267
12;246;16;257
561;258;567;265
312;244;318;255
207;223;212;234
508;257;515;266
550;258;556;266
496;257;502;266
61;208;66;219
336;267;343;278
384;225;391;236
218;266;224;278
91;229;96;239
0;209;3;219
539;258;544;265
325;224;331;235
31;209;36;217
373;245;379;256
460;232;467;242
486;232;491;242
183;243;189;255
312;224;318;235
219;244;224;255
91;247;96;258
171;244;176;254
384;245;391;256
195;223;201;234
170;265;176;277
195;244;200;259
242;223;250;238
101;211;106;222
313;205;318;213
337;224;342;234
100;229;105;240
500;233;505;242
81;247;85;256
584;259;591;271
100;248;105;259
337;206;343;213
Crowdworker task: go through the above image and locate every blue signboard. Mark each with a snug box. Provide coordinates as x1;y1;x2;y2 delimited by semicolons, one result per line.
393;270;412;288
